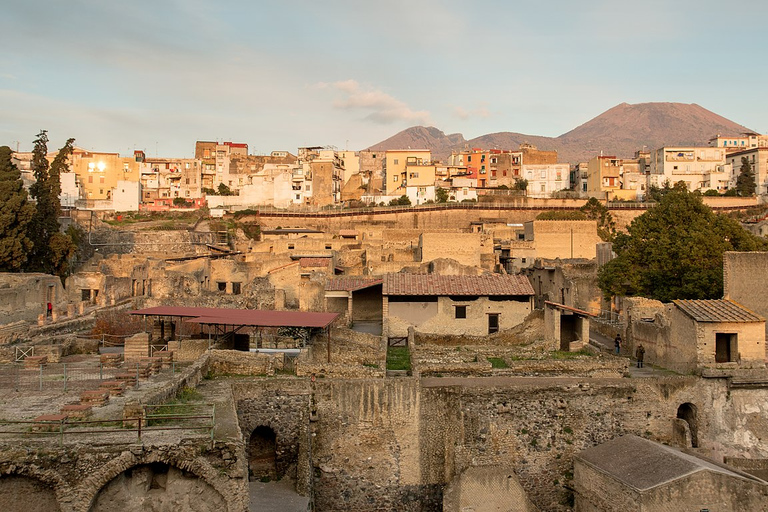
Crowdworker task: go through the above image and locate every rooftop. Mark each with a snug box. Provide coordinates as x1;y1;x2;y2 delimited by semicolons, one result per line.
674;299;764;323
383;273;534;297
130;306;338;328
576;435;759;491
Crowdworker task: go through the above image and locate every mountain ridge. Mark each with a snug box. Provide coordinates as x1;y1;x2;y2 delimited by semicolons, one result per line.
367;102;754;163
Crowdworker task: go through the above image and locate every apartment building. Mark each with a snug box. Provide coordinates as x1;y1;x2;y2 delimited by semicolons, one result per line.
523;163;569;198
384;150;431;195
648;146;731;193
727;147;768;196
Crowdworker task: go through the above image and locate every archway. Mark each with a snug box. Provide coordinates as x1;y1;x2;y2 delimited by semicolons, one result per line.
677;403;699;448
0;475;60;512
89;462;226;512
248;425;277;481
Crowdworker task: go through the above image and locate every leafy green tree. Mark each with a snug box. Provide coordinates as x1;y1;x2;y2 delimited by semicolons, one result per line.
388;195;411;206
580;197;617;242
0;146;35;270
598;184;768;302
435;187;449;203
736;157;757;197
513;179;528;191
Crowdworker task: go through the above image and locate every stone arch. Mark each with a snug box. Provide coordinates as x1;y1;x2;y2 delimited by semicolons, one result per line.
248;425;277;480
88;461;226;512
676;402;699;448
82;450;235;512
0;474;61;511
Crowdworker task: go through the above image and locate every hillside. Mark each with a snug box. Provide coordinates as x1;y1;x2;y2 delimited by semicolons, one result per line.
366;102;754;163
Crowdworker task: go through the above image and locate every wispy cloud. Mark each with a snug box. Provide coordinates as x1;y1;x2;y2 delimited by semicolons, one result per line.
453;104;491;120
317;80;431;125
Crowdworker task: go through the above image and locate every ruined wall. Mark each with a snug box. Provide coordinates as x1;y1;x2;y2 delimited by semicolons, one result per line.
529;220;601;261
0;273;66;326
419;232;494;268
724;251;768;341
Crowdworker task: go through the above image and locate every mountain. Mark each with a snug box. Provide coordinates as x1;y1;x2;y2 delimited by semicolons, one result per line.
367;126;466;156
367;103;754;163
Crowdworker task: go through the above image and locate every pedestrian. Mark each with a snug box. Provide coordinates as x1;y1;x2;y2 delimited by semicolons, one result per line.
47;302;52;318
636;344;645;368
614;334;621;355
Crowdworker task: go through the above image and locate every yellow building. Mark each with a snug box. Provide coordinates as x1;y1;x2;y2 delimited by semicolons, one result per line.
385;150;431;195
69;148;141;200
586;156;621;199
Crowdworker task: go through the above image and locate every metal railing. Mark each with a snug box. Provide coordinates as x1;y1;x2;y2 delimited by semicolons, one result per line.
0;361;179;392
0;403;215;446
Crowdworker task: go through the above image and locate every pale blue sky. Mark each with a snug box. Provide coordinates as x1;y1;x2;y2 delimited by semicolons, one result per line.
2;0;767;157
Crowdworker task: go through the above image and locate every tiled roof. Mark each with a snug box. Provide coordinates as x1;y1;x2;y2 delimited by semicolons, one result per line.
326;277;383;292
576;435;753;491
300;258;330;268
673;299;764;323
383;273;534;297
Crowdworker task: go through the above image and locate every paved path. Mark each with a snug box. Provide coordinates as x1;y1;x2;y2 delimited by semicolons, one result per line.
249;479;309;512
590;328;677;378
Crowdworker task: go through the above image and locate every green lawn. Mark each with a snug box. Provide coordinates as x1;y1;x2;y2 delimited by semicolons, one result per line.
386;346;411;371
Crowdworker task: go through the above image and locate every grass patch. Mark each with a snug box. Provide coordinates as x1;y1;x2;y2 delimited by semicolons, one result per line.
386;346;411;371
487;357;509;369
550;349;595;360
363;363;379;369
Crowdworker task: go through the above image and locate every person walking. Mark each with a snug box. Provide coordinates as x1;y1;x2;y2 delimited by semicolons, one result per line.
636;344;645;368
614;334;621;355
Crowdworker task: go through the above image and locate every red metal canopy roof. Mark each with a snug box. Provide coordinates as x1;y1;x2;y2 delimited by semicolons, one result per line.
130;306;338;328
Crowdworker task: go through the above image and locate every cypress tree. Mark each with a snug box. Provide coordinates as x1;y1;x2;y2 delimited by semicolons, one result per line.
0;146;35;270
27;132;77;276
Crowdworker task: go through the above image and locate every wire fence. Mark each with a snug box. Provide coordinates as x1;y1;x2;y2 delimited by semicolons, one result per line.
0;403;215;446
0;361;180;392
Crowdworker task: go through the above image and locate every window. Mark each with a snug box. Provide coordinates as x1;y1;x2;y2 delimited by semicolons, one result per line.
88;176;93;183
455;305;467;319
232;282;241;295
325;244;332;250
288;244;294;250
217;282;226;292
393;176;398;182
394;159;399;165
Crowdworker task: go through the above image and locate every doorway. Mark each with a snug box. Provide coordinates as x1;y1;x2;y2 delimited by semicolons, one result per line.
488;314;499;334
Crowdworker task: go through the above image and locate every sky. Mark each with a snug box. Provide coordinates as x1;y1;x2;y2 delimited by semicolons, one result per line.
3;0;768;158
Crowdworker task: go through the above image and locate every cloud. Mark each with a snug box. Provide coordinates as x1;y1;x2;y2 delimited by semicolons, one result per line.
453;104;491;120
320;80;431;125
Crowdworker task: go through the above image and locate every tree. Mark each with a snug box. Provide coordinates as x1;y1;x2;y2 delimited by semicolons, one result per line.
0;146;35;270
435;187;449;203
580;197;617;242
388;195;411;206
27;133;77;276
217;183;234;196
736;157;757;197
598;184;768;302
513;179;528;191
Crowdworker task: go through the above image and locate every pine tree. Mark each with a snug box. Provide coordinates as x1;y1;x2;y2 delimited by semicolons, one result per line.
736;157;757;196
0;146;35;270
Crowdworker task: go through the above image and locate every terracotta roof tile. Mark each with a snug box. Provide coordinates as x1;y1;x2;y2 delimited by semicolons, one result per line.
300;258;330;268
383;274;534;296
673;299;764;323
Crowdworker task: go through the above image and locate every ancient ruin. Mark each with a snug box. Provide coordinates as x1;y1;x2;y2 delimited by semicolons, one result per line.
1;205;768;512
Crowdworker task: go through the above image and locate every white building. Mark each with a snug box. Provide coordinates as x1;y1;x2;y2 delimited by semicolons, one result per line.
648;147;732;193
523;164;569;198
726;147;768;196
